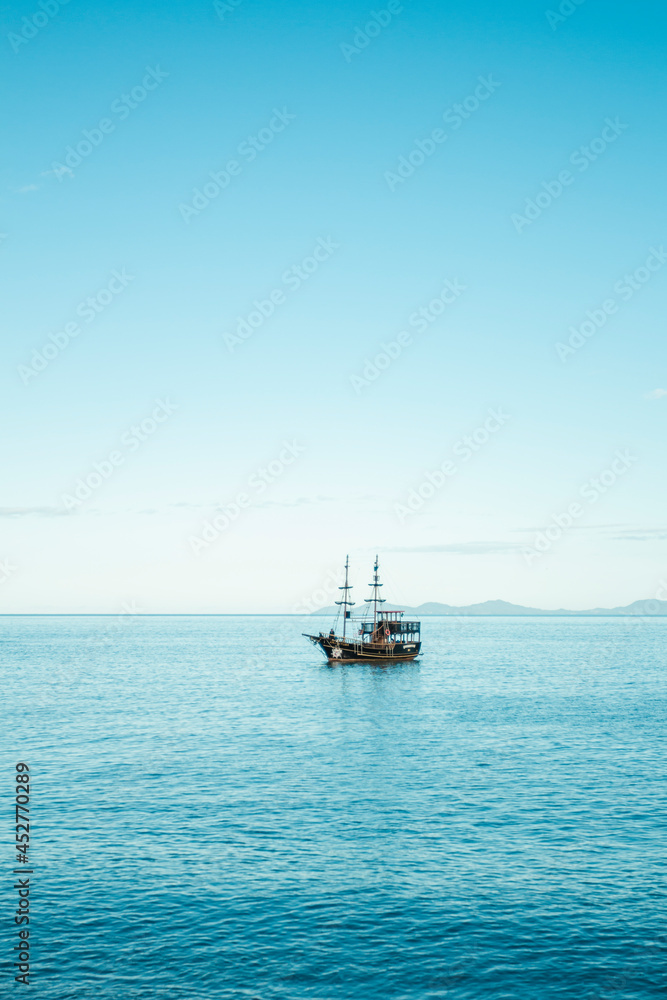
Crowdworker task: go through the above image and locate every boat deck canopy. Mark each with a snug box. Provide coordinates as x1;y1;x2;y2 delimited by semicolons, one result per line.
359;620;420;634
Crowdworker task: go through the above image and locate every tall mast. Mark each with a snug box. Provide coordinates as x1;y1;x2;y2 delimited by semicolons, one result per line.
367;554;385;628
335;554;355;638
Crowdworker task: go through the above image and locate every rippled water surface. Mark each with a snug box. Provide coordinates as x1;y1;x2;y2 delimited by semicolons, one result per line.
3;615;667;999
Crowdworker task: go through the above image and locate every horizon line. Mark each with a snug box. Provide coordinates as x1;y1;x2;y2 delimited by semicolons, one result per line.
1;612;666;618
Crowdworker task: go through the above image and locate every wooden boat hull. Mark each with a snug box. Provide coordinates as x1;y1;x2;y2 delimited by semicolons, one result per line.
304;634;421;663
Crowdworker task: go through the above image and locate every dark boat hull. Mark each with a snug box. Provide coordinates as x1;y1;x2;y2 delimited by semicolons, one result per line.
304;634;421;663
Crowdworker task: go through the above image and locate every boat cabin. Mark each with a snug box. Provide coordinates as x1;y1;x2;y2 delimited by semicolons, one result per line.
359;611;420;643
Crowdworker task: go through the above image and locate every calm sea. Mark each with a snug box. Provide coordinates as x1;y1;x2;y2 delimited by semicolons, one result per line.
3;615;666;999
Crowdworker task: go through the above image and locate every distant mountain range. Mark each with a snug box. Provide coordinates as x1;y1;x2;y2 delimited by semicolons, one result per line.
312;598;667;616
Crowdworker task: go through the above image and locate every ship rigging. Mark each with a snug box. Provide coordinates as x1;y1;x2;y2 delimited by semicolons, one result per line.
303;555;422;663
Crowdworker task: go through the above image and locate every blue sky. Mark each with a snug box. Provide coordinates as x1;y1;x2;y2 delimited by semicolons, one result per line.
1;0;666;612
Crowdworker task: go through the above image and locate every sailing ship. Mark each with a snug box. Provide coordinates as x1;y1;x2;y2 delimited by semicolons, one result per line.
303;555;422;663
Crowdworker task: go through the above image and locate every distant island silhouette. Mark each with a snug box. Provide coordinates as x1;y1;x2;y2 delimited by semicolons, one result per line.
312;598;667;616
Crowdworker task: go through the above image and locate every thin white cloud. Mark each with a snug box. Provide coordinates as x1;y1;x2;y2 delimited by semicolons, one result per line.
645;388;667;399
41;167;73;179
257;495;335;508
167;495;335;512
0;506;70;517
388;541;525;555
612;527;667;541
